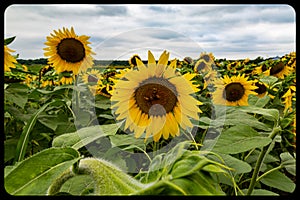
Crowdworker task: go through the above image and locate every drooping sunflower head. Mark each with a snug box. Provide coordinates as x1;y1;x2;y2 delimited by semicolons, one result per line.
194;59;211;73
81;69;103;95
111;50;202;142
252;63;268;75
129;54;142;67
82;69;102;84
199;52;214;64
212;74;258;106
58;71;74;85
267;61;293;79
4;45;18;72
183;56;193;65
43;27;95;75
254;81;268;98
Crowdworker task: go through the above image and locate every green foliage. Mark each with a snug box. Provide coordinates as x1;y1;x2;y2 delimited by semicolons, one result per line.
4;50;296;196
4;147;81;195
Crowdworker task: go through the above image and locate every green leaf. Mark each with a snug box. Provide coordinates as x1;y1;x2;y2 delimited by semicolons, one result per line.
109;134;145;148
60;175;95;195
5;36;16;45
38;113;69;131
202;164;226;173
171;154;209;179
260;170;295;193
5;147;81;195
14;100;64;163
280;152;296;176
224;111;272;131
241;189;279;196
259;75;278;86
94;95;112;110
209;153;252;175
52;124;119;150
246;149;280;164
248;94;270;108
78;158;145;195
238;106;279;122
213;125;272;154
5;83;29;109
4;139;18;163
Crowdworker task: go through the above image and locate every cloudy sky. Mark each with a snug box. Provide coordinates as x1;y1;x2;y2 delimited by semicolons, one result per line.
4;4;295;60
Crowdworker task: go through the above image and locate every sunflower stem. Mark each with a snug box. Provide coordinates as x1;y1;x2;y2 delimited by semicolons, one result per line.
74;75;80;112
246;126;281;195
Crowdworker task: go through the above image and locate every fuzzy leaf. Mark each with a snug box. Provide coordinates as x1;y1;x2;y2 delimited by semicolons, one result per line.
213;125;272;154
52;124;119;150
5;147;80;195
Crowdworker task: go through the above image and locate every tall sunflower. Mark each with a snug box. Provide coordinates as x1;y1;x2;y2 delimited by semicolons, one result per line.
4;45;17;72
43;27;95;75
111;50;202;142
212;74;257;106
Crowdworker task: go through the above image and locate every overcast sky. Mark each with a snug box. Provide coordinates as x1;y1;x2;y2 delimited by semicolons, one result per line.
4;4;295;60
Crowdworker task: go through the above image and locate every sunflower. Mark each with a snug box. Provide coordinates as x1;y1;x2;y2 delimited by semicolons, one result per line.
252;63;268;75
96;83;114;98
212;74;258;106
43;27;95;75
254;81;268;98
265;61;293;79
4;45;17;72
82;69;102;84
129;54;142;67
58;71;74;85
111;50;202;142
199;52;214;64
194;59;211;73
41;79;54;88
282;86;296;112
183;56;193;65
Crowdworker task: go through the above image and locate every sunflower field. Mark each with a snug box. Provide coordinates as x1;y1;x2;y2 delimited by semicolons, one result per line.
4;27;296;196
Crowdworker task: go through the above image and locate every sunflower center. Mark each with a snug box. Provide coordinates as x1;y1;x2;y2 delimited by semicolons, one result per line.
261;64;267;72
201;54;210;63
270;62;284;75
88;75;98;83
196;61;206;71
134;77;177;116
57;38;86;63
130;55;140;66
223;82;245;102
254;82;267;94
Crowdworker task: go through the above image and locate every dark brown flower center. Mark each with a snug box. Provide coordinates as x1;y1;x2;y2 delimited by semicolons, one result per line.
134;77;177;116
130;55;141;66
200;54;211;63
254;82;267;94
261;63;267;72
270;61;284;75
223;82;245;102
88;75;98;83
57;38;86;63
184;57;193;64
196;60;207;71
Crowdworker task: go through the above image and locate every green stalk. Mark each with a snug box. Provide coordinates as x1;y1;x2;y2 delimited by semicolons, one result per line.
256;165;283;183
246;126;281;195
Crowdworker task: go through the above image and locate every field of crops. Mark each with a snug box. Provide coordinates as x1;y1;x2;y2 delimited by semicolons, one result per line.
4;27;296;196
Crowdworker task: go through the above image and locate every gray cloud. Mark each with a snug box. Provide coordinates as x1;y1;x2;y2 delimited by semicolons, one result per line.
4;4;295;60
